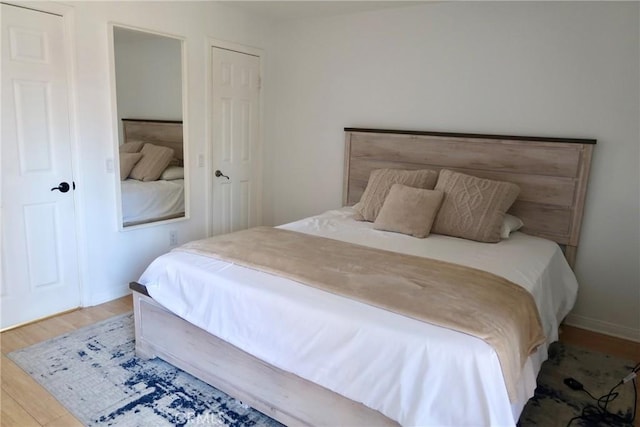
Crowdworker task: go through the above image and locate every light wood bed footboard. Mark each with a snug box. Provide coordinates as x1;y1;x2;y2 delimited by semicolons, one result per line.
130;284;398;427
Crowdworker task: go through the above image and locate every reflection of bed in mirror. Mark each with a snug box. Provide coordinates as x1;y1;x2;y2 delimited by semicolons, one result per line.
119;119;185;227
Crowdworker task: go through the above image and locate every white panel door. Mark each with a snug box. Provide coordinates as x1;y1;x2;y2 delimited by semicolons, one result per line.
1;4;80;328
211;47;261;234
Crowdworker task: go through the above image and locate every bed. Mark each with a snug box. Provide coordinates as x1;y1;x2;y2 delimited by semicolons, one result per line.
119;119;185;226
130;128;595;426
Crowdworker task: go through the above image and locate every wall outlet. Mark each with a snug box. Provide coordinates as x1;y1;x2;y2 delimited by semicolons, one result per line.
169;230;178;246
106;158;114;173
198;154;205;168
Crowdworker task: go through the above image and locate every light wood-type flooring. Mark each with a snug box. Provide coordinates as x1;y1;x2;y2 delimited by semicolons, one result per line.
1;296;638;426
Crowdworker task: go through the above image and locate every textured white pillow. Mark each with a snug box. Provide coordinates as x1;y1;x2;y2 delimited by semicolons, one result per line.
500;214;524;239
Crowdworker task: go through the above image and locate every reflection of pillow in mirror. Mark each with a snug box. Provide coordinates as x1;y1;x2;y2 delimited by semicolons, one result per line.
119;152;143;180
119;141;145;153
160;166;184;180
129;143;175;181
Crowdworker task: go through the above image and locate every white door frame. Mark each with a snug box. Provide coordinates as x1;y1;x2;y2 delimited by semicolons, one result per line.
1;2;84;325
206;38;264;236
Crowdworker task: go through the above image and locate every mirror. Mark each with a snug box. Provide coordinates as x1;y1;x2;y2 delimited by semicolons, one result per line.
111;26;187;228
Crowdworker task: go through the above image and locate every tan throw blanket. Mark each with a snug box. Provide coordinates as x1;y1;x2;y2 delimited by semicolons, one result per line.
177;227;545;401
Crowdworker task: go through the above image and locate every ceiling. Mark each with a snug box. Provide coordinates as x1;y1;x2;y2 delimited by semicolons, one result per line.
219;1;429;22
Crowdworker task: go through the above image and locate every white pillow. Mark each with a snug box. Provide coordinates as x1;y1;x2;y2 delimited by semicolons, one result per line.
160;166;184;180
501;214;524;239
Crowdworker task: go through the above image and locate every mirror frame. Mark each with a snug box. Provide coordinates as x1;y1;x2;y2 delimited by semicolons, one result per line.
108;23;189;231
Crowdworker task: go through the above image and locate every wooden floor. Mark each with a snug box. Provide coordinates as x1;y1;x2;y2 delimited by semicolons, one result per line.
0;296;638;426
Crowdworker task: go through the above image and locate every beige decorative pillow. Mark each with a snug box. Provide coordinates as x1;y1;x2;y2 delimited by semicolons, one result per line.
129;143;175;182
119;140;145;153
432;169;520;243
354;168;439;222
374;185;444;238
119;152;143;180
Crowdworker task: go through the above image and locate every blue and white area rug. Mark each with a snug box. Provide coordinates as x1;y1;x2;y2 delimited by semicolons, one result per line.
8;313;282;426
8;313;636;426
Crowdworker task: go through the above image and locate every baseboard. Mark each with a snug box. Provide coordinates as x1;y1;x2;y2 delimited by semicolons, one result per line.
85;284;132;307
564;313;640;343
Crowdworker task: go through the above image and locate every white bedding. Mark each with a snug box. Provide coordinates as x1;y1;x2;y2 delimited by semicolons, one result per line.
140;207;578;426
121;178;184;225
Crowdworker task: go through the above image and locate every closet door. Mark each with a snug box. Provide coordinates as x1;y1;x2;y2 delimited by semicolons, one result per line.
211;46;261;234
1;4;81;329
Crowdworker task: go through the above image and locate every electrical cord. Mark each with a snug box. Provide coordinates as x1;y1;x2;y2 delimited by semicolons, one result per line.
565;362;639;426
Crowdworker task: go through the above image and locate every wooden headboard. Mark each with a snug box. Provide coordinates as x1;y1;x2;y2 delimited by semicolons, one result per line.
343;128;595;268
122;119;183;161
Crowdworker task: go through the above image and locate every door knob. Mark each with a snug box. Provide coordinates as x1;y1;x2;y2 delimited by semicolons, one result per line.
215;170;229;179
51;182;70;193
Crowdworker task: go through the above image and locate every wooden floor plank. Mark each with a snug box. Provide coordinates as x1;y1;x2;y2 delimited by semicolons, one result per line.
0;329;31;354
59;297;133;330
60;308;108;329
30;317;76;342
3;323;54;351
560;325;640;362
0;387;41;427
1;355;67;425
42;412;84;427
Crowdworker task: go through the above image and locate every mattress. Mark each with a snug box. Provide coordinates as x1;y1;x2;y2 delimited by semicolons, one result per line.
139;207;579;426
121;178;184;225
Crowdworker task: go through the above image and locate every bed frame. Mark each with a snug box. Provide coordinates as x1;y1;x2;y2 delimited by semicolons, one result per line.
131;128;595;426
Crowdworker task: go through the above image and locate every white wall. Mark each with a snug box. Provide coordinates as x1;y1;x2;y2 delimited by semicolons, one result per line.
265;2;640;340
48;1;639;341
66;1;272;305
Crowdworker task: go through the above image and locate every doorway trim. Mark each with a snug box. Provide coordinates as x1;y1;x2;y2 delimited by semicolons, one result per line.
206;38;264;237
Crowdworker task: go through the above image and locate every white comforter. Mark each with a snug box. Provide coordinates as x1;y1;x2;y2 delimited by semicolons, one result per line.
140;208;578;426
